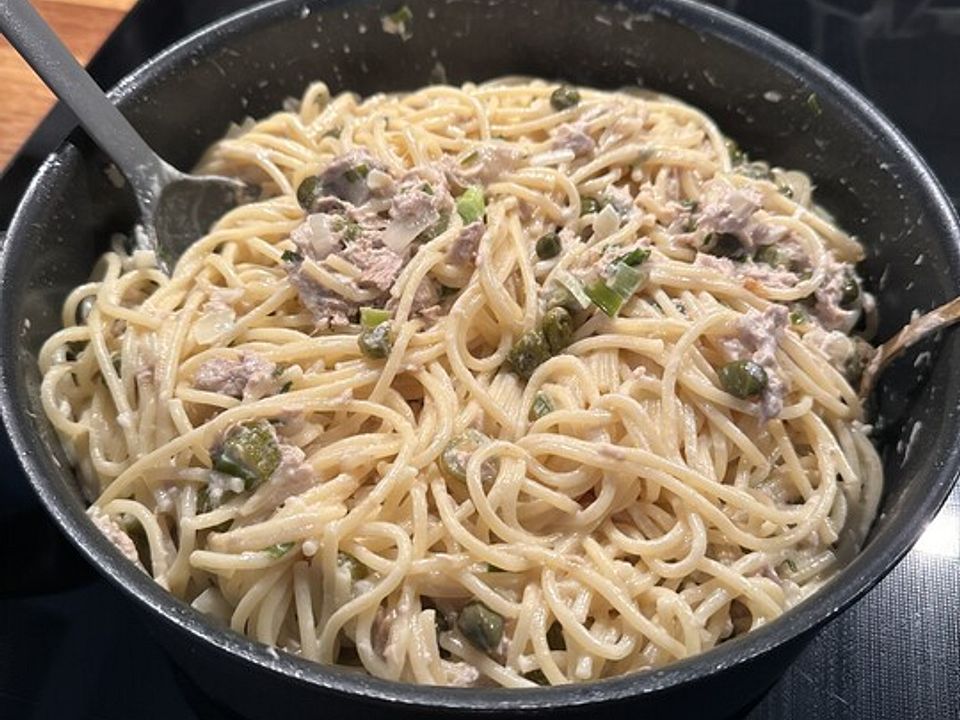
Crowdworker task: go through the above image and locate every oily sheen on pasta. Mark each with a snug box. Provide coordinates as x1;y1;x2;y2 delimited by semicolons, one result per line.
39;78;883;687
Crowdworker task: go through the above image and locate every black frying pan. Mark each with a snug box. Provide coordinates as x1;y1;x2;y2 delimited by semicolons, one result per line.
1;1;958;718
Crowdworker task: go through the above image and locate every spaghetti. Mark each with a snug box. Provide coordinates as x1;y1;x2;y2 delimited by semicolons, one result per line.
39;78;883;687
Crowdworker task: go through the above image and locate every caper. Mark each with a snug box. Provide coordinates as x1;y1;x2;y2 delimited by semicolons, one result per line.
296;175;321;210
550;85;581;111
213;420;282;490
457;601;504;653
506;330;551;380
753;245;782;267
702;232;746;261
580;196;601;216
542;307;573;354
839;270;860;308
358;322;393;359
546;621;566;651
523;669;549;685
437;429;498;486
718;359;768;399
535;231;562;260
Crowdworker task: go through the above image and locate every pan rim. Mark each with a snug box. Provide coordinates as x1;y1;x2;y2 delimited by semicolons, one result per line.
2;0;959;711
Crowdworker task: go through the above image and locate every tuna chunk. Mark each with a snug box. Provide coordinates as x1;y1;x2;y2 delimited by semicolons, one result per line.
752;223;789;246
381;184;447;250
814;256;860;332
292;206;388;263
768;237;809;271
286;202;411;321
194;353;279;400
399;165;455;207
311;196;350;215
720;305;788;419
693;252;800;292
291;214;339;261
242;443;316;515
738;306;787;366
552;122;596;158
314;150;386;206
287;264;358;328
341;236;405;292
742;263;800;291
694;253;737;275
698;180;763;244
410;278;441;314
390;187;441;228
695;179;789;253
89;507;141;566
476;143;525;183
446;221;485;264
454;143;525;185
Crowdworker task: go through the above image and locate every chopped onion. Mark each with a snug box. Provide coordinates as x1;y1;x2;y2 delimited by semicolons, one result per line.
382;211;437;252
192;309;235;345
773;168;812;207
191;587;233;623
555;270;591;310
305;214;338;259
593;204;621;239
366;168;394;192
131;249;157;269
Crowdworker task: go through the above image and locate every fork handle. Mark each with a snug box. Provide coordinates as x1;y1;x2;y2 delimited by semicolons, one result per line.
0;0;171;208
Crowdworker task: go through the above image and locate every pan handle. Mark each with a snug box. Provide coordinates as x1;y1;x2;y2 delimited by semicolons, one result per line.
0;0;172;211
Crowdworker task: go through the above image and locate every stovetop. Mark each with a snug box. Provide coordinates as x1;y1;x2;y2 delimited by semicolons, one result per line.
1;2;958;718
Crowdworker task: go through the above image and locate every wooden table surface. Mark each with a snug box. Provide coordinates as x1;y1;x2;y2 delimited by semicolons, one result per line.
0;0;136;169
